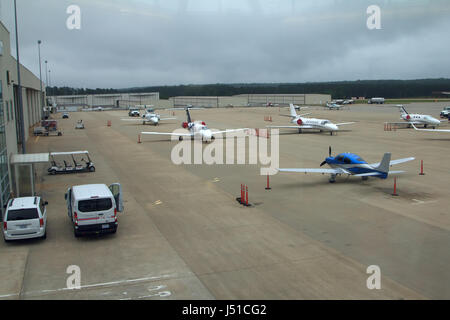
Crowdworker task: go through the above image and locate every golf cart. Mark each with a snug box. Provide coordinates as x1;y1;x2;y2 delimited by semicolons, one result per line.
48;151;95;175
75;120;85;129
34;120;63;136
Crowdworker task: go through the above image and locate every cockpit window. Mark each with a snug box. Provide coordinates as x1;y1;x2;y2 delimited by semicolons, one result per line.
343;157;351;164
321;120;330;125
336;156;344;162
356;157;365;162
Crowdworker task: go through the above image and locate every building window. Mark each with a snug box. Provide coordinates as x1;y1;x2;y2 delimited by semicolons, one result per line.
5;100;9;122
10;100;13;121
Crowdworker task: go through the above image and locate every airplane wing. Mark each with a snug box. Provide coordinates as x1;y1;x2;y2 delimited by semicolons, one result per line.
159;117;177;121
278;168;346;174
140;131;193;136
266;125;315;129
412;124;450;132
335;122;355;126
390;121;421;125
278;112;311;117
369;157;415;167
121;118;142;121
279;114;295;118
211;128;249;135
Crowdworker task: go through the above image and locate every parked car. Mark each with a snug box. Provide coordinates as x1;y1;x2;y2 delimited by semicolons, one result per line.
128;109;140;117
440;106;450;118
62;113;69;119
65;183;123;237
2;197;48;242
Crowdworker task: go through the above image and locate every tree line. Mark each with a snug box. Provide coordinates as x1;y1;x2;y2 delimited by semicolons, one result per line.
46;79;450;99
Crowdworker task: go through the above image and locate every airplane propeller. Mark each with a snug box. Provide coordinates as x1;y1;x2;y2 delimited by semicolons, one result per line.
320;146;332;166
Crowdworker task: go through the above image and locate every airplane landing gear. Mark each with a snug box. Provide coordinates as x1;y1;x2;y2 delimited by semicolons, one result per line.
361;176;368;181
329;174;336;183
298;128;302;134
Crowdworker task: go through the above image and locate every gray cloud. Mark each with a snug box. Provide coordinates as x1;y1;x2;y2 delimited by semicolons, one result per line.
1;0;449;88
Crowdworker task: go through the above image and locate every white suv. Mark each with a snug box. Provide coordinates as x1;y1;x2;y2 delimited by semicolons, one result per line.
2;197;48;242
440;106;450;118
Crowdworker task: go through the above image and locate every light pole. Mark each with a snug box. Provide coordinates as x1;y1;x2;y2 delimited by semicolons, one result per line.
48;69;51;88
44;60;48;90
14;0;25;154
37;40;44;119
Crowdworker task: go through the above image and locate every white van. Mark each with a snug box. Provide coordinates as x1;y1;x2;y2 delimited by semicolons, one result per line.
2;197;48;242
65;183;123;237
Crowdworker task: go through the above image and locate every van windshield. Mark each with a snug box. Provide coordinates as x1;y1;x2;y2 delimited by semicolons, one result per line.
78;198;112;212
7;208;39;221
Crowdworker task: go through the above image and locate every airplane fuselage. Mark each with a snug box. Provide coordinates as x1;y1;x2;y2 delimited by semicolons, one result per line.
291;116;339;132
143;113;160;124
325;153;388;179
401;113;440;127
183;121;213;141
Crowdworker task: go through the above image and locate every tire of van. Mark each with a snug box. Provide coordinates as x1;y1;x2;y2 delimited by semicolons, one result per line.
49;169;56;175
74;228;80;238
89;166;95;172
42;231;47;240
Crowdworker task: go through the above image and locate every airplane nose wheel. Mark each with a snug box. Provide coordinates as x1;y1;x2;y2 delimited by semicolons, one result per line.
329;174;336;183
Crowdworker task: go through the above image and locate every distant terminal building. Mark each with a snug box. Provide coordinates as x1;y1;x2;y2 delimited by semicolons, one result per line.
171;93;331;108
50;92;159;110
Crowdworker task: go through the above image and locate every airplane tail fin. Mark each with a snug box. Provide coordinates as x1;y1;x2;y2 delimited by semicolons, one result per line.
186;108;192;123
376;153;391;173
398;105;408;115
289;104;298;117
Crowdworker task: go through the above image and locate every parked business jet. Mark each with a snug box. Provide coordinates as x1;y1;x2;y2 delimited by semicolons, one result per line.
398;105;441;128
278;147;414;183
121;112;176;125
141;107;248;142
267;104;354;135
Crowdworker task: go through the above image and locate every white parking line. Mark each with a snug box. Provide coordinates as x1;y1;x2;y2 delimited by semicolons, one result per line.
17;274;175;298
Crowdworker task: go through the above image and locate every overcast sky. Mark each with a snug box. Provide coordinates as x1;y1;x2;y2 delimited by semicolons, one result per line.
1;0;449;88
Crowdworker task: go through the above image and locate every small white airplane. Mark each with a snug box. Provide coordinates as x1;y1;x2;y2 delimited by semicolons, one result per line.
325;102;343;110
411;123;450;132
397;105;441;128
121;111;176;126
267;104;354;135
141;107;248;142
278;147;415;183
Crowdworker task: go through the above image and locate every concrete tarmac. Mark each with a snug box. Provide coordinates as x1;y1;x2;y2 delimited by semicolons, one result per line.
1;103;449;299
